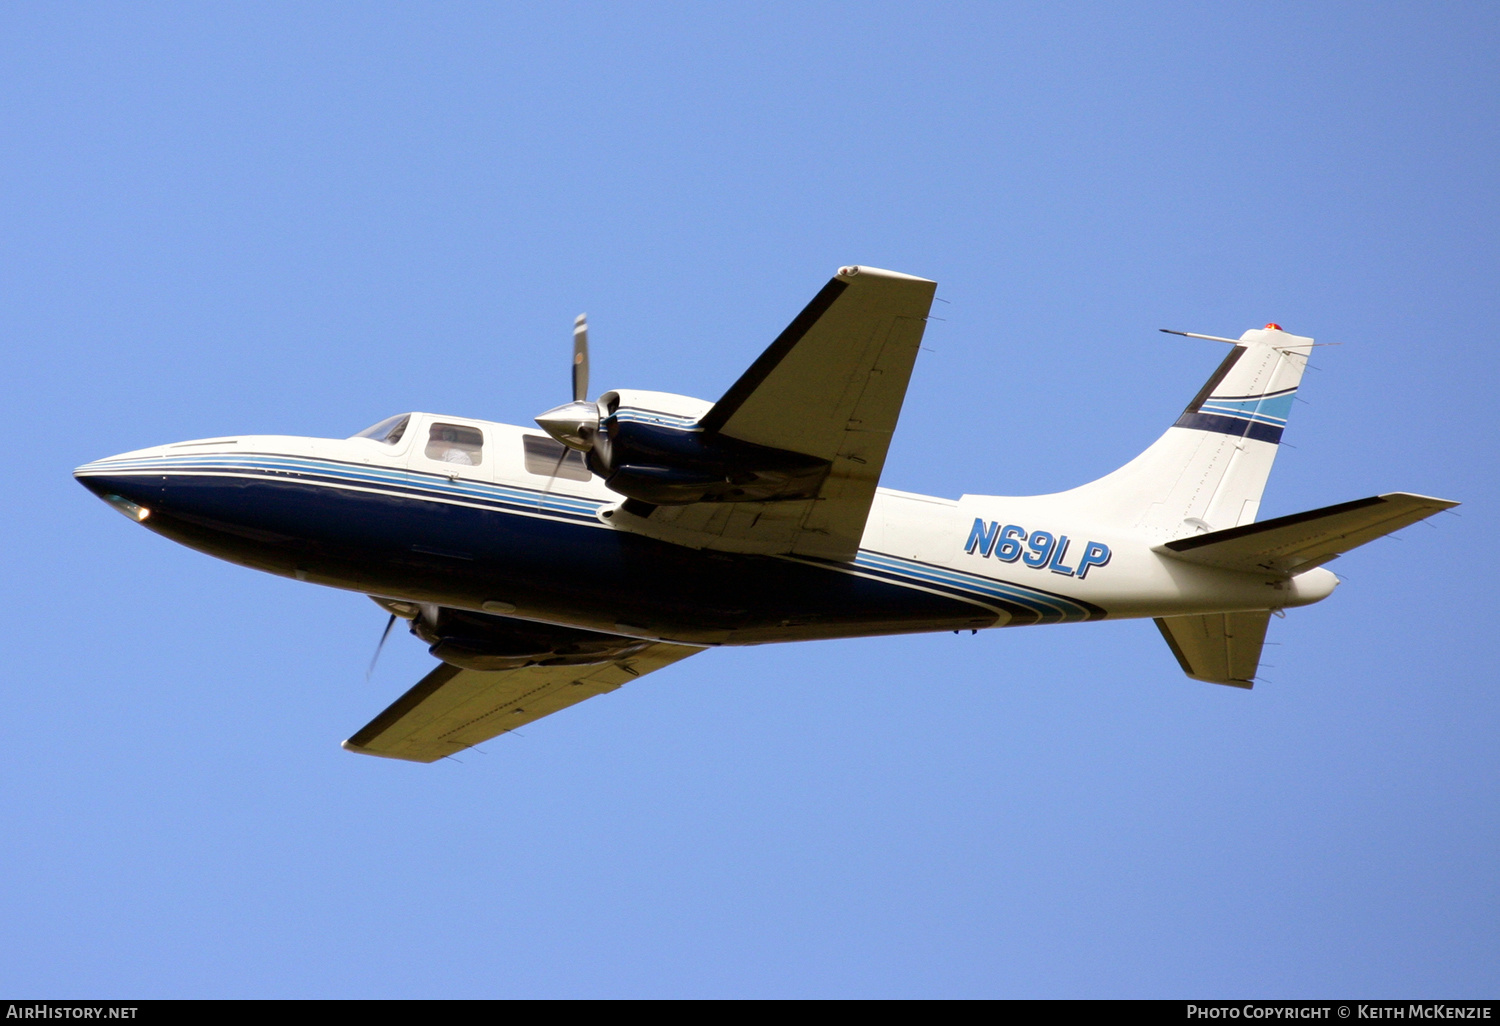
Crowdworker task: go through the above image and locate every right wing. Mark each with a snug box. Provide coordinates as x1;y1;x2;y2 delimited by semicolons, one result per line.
618;265;937;561
1155;492;1459;575
344;641;701;763
1155;611;1271;688
699;265;937;464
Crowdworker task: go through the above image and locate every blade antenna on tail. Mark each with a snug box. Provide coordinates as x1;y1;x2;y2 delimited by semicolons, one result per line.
1162;327;1342;348
1160;328;1240;344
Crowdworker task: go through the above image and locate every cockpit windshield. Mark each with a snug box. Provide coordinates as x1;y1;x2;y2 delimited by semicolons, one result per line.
352;414;411;445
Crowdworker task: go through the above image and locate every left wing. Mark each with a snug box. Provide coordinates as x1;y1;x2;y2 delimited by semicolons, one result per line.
620;265;937;561
344;641;700;763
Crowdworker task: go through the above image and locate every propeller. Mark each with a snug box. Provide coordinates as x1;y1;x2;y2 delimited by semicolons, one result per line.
536;313;602;452
572;313;589;403
366;612;398;682
535;313;602;509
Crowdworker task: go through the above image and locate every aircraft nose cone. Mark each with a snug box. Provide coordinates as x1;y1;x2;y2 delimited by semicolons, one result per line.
74;458;160;523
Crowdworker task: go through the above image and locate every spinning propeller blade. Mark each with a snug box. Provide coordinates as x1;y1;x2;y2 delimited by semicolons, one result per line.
535;313;601;505
536;443;572;512
366;613;398;681
572;313;589;403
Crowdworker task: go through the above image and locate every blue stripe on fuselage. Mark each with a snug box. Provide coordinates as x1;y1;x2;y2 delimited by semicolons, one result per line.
79;451;1107;632
77;451;601;521
850;551;1100;624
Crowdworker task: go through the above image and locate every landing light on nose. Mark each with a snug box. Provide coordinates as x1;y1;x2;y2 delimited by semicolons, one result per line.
103;492;151;522
75;458;156;523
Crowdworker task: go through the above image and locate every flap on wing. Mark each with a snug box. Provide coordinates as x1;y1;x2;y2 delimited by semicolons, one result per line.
608;495;815;556
344;641;700;763
1155;611;1270;688
1155;492;1459;575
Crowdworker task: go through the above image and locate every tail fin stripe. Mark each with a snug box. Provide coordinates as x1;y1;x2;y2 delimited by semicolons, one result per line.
1197;408;1288;428
1174;412;1284;444
1197;395;1295;426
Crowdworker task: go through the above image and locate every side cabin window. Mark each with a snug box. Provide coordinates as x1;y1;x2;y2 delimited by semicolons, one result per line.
522;434;591;481
425;423;484;466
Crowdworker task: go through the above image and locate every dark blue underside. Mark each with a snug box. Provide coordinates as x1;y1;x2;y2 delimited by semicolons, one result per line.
85;473;1042;640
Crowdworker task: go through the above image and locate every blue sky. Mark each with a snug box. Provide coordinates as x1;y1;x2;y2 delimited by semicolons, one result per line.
3;2;1496;997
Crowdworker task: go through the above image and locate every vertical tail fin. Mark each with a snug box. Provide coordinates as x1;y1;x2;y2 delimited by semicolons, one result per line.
1064;326;1315;539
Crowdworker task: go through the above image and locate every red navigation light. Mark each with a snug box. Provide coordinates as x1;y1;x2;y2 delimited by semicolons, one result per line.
1265;323;1283;330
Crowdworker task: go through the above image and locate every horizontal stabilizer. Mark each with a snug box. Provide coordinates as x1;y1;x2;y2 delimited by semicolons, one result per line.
1155;611;1271;688
344;641;700;763
1155;492;1458;575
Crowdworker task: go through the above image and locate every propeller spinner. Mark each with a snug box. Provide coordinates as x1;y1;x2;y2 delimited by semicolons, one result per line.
536;313;602;452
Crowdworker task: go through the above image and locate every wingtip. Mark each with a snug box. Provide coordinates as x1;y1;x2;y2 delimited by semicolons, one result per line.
835;265;936;284
1376;491;1461;510
1187;673;1255;690
342;737;445;763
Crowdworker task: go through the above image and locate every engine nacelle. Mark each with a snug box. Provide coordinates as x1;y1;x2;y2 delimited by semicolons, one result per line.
538;389;829;507
411;608;650;671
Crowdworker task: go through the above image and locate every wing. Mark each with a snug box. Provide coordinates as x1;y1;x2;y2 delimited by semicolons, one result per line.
621;265;937;561
1155;492;1459;574
1154;611;1270;688
343;640;701;763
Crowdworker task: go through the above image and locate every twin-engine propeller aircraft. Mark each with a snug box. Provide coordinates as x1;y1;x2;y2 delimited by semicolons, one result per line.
76;265;1457;763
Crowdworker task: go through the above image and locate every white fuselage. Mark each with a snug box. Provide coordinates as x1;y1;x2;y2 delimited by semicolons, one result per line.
74;410;1337;648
